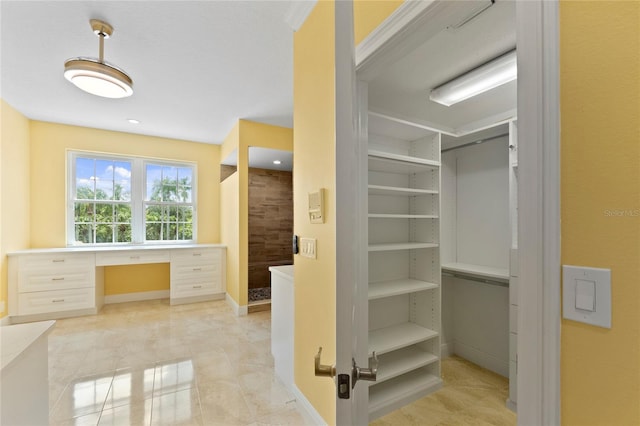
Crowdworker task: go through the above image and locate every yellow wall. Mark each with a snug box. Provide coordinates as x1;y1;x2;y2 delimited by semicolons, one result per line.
354;0;403;45
293;1;337;423
220;120;293;308
28;121;221;296
0;100;31;319
560;2;640;424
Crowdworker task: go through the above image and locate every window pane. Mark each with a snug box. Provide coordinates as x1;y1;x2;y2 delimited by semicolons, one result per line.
115;204;131;223
95;204;114;223
146;222;161;241
177;206;193;222
167;223;178;240
75;224;93;244
178;167;192;186
146;164;163;201
115;224;131;243
75;202;94;223
113;161;132;201
95;159;114;200
95;224;113;243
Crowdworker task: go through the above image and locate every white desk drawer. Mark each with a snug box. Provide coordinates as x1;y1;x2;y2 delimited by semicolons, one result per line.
170;280;220;299
18;288;94;315
95;250;171;266
19;269;94;293
171;264;218;282
170;248;220;264
18;252;95;271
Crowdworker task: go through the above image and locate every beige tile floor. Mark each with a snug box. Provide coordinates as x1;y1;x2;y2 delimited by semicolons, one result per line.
47;299;305;426
371;356;517;426
48;299;516;426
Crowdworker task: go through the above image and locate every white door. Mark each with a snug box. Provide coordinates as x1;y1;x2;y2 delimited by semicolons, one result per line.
334;1;370;424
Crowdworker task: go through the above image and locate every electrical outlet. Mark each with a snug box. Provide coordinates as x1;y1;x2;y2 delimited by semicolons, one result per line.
300;238;316;259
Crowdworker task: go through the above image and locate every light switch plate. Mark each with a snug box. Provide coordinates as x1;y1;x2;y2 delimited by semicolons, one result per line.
300;238;316;259
563;265;611;328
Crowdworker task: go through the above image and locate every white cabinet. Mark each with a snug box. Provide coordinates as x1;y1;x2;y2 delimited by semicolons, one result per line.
269;265;294;393
366;112;442;420
8;245;226;321
9;252;97;320
170;247;225;304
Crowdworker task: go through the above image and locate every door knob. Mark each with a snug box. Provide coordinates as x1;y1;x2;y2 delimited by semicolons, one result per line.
314;347;336;378
352;352;378;388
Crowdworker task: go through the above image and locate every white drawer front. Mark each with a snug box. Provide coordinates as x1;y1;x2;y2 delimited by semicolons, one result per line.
18;288;95;315
171;264;218;283
170;280;219;299
170;248;220;265
95;250;171;266
19;252;95;271
19;269;94;293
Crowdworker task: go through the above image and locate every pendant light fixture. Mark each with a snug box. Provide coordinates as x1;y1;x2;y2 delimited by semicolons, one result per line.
64;19;133;98
429;49;516;107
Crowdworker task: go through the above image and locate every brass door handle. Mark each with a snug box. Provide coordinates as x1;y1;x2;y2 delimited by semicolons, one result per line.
314;347;336;378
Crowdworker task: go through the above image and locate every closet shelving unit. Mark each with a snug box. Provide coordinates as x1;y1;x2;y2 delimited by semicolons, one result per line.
366;112;443;420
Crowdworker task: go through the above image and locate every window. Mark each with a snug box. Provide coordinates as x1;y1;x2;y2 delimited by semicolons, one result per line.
68;152;196;245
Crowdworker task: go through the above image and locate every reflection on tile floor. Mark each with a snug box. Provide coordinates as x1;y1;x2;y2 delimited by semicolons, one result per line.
48;299;305;426
48;299;516;426
371;356;517;426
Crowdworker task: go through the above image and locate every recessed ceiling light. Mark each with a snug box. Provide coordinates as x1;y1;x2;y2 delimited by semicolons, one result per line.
64;19;133;99
273;160;282;165
127;119;140;124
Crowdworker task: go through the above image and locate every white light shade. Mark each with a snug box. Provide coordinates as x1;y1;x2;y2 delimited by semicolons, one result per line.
64;58;133;99
430;50;516;107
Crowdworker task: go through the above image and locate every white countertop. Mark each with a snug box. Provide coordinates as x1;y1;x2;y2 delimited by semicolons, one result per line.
269;265;294;280
8;243;226;256
1;320;56;371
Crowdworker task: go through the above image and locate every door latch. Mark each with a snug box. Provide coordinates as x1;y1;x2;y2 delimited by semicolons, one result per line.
314;347;336;378
352;352;378;388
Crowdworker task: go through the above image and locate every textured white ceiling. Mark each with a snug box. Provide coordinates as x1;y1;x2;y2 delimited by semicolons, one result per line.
0;1;295;144
367;0;517;134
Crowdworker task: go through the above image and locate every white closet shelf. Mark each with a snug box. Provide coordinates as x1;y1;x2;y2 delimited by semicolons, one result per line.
369;151;440;174
368;279;438;300
369;322;438;356
368;185;438;197
369;370;442;418
368;214;438;219
441;262;509;282
372;346;439;385
369;242;438;252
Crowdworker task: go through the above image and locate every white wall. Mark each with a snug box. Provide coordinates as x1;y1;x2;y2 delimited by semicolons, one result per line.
441;136;510;377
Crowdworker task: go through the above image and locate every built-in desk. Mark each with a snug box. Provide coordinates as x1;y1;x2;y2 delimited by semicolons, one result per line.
8;244;226;323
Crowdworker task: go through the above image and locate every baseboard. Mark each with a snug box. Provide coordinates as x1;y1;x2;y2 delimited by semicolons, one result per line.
104;290;170;304
169;293;224;306
225;294;247;316
292;384;327;426
0;315;11;326
506;398;517;412
453;340;509;377
441;342;453;358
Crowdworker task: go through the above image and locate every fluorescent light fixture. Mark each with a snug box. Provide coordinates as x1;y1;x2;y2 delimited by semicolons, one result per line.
273;160;282;165
430;49;516;107
64;20;133;99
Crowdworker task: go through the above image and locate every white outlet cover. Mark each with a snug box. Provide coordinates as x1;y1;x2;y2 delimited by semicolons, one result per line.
562;265;611;328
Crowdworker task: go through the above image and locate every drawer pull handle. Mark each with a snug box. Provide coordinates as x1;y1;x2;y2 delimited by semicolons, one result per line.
52;259;65;263
193;285;202;289
52;277;65;281
193;253;202;257
193;268;202;271
52;299;65;303
130;256;140;260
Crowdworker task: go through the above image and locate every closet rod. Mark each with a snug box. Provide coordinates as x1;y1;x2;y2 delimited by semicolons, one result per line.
441;132;509;153
441;271;509;288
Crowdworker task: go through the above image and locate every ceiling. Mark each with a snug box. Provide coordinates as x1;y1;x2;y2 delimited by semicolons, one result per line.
0;1;296;144
367;0;516;136
1;1;516;148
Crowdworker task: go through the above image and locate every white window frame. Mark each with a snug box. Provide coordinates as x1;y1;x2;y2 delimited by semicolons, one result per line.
67;151;197;246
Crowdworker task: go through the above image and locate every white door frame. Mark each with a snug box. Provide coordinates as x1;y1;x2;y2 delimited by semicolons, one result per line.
353;1;561;425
